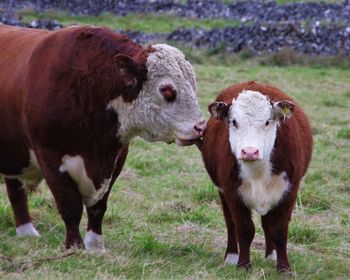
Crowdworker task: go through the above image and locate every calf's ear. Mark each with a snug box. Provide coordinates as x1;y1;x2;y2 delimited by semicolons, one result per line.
273;100;295;121
208;101;230;120
115;54;147;101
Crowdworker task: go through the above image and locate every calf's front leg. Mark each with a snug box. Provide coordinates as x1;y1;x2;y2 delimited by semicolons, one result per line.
261;208;292;272
218;192;238;265
224;190;255;269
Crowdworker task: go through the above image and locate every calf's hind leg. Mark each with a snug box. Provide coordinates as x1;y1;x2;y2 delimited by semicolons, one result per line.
5;178;40;236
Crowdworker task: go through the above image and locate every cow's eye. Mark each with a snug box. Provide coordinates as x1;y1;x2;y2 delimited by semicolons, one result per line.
160;84;177;103
232;119;238;128
265;120;270;127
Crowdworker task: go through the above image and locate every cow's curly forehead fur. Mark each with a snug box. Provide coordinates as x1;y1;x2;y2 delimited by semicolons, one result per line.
146;44;197;91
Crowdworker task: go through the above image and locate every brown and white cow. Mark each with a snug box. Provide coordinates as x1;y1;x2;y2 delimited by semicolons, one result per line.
200;81;312;272
0;25;205;251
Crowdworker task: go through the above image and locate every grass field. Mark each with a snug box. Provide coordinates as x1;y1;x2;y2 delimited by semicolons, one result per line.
0;58;349;279
1;5;350;278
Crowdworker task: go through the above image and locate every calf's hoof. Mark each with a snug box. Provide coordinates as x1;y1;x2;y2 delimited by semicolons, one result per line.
237;261;251;270
277;263;292;273
65;236;84;250
224;253;239;265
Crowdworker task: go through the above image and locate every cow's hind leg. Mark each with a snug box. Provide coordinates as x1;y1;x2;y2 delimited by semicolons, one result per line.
84;145;129;253
219;192;239;265
5;178;40;236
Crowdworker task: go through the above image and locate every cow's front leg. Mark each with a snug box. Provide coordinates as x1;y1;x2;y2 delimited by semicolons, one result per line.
85;196;109;253
5;178;40;237
84;145;129;253
36;150;84;249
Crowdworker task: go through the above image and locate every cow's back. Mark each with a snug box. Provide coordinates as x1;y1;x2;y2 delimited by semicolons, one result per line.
0;25;49;93
202;81;313;187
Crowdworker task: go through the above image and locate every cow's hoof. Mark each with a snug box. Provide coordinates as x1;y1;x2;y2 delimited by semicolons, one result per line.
224;253;239;265
266;250;277;261
84;230;105;254
16;222;40;237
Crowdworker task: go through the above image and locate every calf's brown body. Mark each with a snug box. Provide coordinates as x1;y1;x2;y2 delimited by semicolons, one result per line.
200;81;313;271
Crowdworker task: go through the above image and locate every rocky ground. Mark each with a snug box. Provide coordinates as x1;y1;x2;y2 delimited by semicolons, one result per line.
0;0;350;55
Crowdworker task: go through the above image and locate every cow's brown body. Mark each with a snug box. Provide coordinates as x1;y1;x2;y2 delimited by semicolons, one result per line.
0;26;203;248
201;82;313;271
0;25;152;247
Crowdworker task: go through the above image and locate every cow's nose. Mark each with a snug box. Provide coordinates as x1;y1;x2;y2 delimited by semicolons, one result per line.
241;147;259;161
194;121;207;136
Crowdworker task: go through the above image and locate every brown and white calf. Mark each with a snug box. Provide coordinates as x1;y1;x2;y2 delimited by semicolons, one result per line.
0;25;205;251
200;81;312;272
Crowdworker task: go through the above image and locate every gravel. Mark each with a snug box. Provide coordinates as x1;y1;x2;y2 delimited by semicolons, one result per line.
1;0;349;22
1;1;350;56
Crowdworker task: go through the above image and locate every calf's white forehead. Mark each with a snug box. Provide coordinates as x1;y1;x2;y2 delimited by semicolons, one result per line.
230;90;273;121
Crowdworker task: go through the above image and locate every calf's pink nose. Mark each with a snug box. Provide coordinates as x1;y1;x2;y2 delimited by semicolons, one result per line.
241;147;259;161
194;120;207;135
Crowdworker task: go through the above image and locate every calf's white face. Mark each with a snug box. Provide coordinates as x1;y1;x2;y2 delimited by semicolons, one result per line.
108;44;205;145
209;90;294;162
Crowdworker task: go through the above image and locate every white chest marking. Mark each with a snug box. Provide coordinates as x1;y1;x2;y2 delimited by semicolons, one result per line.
238;170;290;216
59;155;111;207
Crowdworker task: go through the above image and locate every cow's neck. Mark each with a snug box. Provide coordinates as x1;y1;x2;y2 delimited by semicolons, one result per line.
106;94;156;144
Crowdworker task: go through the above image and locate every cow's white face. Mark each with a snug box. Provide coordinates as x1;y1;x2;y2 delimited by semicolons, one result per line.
209;90;294;162
108;44;205;145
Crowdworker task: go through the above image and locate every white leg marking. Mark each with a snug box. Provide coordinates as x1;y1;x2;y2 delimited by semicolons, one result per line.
16;222;40;237
84;230;105;253
224;253;239;265
266;250;277;261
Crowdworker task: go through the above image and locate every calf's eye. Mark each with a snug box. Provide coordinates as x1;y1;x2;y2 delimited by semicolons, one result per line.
232;119;238;128
265;120;270;127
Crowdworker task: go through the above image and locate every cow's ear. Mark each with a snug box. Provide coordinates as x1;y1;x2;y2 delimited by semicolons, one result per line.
208;101;230;120
115;54;146;98
273;100;295;121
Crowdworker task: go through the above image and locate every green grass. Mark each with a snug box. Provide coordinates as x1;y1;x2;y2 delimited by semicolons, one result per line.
1;59;349;279
19;10;239;33
1;6;350;279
